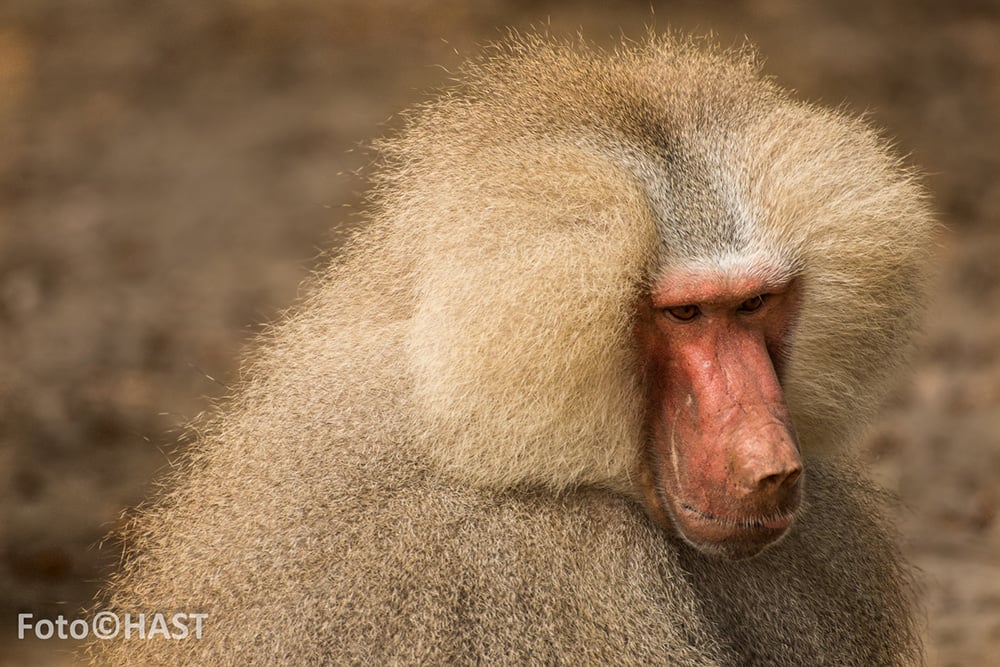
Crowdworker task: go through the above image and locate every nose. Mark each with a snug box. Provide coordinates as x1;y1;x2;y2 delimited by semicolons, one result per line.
734;429;803;499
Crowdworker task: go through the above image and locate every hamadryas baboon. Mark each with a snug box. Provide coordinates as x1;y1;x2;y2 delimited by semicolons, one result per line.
89;34;935;666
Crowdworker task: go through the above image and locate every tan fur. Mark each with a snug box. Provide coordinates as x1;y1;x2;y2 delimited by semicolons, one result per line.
89;34;934;665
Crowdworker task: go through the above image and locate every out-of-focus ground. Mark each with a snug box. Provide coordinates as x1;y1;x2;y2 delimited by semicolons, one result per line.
0;1;997;665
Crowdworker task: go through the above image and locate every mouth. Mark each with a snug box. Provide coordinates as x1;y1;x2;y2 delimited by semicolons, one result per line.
669;496;800;560
678;502;797;532
637;460;803;560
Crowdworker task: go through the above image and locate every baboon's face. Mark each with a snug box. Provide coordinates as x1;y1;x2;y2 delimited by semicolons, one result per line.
635;268;803;560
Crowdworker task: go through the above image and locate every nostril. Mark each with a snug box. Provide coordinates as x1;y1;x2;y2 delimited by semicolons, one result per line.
781;468;802;489
758;466;802;492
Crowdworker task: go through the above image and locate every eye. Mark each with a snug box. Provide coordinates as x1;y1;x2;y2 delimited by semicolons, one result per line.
739;294;766;312
664;305;700;321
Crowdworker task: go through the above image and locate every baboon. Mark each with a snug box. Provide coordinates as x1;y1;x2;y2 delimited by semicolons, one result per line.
90;34;935;665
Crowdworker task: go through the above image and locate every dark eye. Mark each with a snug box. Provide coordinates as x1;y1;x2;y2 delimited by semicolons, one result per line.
739;294;766;312
664;305;700;321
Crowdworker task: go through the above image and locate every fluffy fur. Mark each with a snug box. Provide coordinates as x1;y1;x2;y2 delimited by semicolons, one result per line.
89;34;934;665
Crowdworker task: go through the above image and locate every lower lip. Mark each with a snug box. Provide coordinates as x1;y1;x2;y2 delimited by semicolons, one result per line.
679;503;795;532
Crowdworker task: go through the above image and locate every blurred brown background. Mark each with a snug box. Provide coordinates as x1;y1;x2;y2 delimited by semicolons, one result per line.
1;1;997;665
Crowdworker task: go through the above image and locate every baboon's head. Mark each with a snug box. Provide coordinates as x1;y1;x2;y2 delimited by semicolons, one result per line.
387;36;934;559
